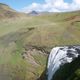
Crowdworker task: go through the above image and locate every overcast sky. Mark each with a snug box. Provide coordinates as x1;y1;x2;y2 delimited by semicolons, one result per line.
0;0;80;13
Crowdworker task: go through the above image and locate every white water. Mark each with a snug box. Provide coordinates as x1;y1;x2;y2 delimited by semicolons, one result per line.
47;46;79;80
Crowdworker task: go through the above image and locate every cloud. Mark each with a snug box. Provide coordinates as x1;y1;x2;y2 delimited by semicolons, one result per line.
22;0;80;13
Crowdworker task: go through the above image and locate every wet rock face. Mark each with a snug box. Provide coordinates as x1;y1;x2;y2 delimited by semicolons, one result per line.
47;46;80;80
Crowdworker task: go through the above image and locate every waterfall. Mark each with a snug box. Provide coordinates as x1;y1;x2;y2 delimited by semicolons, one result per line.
47;46;80;80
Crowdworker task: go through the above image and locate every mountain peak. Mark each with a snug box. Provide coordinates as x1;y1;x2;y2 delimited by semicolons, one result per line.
28;10;38;15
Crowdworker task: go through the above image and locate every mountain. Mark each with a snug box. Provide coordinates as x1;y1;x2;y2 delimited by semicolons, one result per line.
0;3;80;80
28;10;38;15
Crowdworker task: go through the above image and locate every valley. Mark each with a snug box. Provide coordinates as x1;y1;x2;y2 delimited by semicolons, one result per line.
0;3;80;80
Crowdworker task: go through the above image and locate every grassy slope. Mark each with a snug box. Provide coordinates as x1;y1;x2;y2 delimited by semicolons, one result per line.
0;6;80;80
0;3;27;19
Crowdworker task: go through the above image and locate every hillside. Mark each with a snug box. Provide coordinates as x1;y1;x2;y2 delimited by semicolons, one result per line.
0;3;80;80
0;3;27;19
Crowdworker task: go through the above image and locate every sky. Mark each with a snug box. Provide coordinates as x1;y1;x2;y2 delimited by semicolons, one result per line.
0;0;44;11
0;0;80;13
